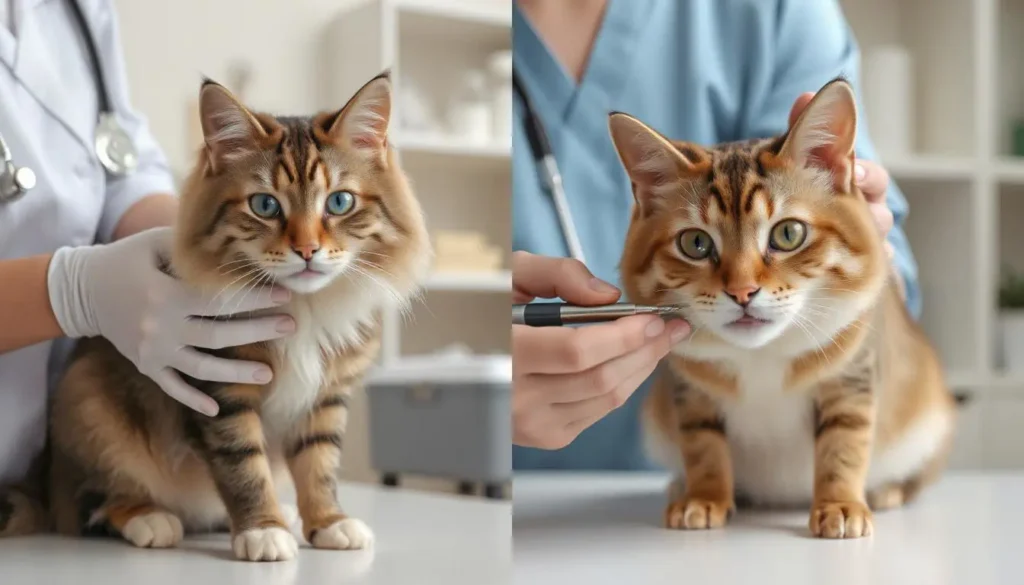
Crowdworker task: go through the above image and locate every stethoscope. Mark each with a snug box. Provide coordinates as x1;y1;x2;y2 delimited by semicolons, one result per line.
513;69;587;265
0;0;138;204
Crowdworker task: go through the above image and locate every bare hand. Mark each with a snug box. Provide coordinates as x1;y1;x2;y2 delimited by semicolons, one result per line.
512;252;691;449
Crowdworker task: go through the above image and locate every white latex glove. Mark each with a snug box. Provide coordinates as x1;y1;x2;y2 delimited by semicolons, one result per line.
46;227;295;416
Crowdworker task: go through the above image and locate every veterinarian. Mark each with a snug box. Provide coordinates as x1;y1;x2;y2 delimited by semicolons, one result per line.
511;0;916;469
0;0;294;485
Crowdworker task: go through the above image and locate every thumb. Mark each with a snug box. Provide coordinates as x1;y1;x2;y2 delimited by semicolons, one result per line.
788;91;815;128
512;252;622;305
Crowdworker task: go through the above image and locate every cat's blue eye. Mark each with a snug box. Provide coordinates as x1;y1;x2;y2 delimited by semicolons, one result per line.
248;193;281;218
326;190;356;216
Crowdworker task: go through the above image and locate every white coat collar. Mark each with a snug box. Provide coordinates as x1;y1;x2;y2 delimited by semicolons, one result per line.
4;0;93;153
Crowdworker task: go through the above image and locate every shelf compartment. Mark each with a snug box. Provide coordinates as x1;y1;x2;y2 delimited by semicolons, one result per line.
839;0;977;157
902;178;982;373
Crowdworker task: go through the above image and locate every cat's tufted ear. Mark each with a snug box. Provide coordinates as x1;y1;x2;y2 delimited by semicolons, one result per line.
323;71;391;156
608;112;708;216
199;79;270;172
777;77;858;194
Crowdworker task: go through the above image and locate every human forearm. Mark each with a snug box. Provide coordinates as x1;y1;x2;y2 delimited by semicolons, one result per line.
112;193;178;240
0;255;62;353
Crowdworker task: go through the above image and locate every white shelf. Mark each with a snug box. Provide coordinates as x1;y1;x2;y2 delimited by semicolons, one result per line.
885;155;977;181
397;132;510;160
425;270;511;292
331;0;511;367
392;0;510;28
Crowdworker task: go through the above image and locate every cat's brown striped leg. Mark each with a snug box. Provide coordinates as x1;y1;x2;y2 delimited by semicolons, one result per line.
665;378;734;530
193;382;296;561
810;378;876;539
286;387;372;550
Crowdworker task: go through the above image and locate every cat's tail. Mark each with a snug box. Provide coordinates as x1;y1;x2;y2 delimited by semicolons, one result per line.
0;487;48;537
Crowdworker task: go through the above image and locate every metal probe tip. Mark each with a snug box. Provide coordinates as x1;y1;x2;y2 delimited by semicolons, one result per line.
655;305;683;315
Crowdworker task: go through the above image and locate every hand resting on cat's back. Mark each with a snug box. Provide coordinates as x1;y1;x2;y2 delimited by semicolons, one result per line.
0;70;432;562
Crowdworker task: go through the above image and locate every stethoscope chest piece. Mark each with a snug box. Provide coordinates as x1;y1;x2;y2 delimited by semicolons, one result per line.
94;113;138;176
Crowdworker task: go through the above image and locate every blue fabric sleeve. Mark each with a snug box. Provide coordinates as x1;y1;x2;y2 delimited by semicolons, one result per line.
742;0;922;319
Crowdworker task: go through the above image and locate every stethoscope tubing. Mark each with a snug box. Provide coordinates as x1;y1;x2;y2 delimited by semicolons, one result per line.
513;69;588;265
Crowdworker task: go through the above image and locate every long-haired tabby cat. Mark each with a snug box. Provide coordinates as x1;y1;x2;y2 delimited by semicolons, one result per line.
609;77;958;539
0;70;430;561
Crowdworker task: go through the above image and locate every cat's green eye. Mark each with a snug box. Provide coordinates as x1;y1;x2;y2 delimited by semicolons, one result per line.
770;219;808;252
326;190;356;216
248;193;281;219
678;229;714;260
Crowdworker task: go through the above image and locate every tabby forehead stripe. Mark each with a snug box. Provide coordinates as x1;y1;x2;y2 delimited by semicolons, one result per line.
814;413;871;439
289;433;344;458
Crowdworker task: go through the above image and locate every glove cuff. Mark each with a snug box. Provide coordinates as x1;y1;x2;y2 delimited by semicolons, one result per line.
47;246;101;339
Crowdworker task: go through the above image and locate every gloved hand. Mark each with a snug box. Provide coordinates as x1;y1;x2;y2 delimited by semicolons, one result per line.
46;227;295;416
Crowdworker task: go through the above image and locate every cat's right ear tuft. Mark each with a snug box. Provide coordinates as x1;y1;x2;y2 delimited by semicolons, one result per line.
608;112;706;215
199;80;268;172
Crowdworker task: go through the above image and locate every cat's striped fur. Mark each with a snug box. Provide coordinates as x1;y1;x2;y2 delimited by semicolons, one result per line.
611;78;958;539
0;71;431;561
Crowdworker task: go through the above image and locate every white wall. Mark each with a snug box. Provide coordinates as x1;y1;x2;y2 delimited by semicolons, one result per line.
112;0;364;177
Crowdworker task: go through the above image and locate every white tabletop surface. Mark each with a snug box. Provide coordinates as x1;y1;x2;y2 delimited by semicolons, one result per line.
0;482;511;585
513;471;1024;585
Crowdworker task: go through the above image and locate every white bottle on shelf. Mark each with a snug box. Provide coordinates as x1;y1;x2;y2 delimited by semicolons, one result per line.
447;69;493;145
862;45;914;159
488;50;513;146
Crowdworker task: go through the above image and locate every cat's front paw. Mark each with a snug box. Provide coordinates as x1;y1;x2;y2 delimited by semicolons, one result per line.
311;518;374;550
809;500;873;539
232;526;299;561
664;496;733;530
122;510;184;549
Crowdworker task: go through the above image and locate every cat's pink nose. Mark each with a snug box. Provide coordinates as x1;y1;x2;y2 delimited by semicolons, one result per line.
725;285;761;307
292;243;320;261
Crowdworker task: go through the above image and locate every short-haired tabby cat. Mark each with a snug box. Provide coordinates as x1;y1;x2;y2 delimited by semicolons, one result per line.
1;70;430;561
609;77;958;539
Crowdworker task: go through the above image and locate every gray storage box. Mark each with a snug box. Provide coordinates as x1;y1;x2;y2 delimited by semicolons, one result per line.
366;354;511;497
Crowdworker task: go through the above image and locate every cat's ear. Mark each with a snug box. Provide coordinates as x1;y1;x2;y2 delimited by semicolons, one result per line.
608;112;708;215
777;78;858;194
323;71;391;154
199;79;269;171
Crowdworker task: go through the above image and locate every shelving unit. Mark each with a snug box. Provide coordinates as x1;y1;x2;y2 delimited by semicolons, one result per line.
327;0;512;366
839;0;1024;469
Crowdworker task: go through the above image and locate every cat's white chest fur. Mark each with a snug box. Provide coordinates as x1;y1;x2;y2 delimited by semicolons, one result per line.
720;356;817;507
261;285;384;437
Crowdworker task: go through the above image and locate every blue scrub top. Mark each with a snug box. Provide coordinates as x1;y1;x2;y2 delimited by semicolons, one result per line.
511;0;922;471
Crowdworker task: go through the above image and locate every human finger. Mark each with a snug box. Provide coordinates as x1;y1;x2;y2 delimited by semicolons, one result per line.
529;320;688;404
512;251;621;305
513;315;673;375
170;347;275;386
180;315;296;349
854;159;890;203
152;368;220;416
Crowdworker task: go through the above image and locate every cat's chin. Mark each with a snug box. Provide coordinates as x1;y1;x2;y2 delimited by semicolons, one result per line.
713;319;788;350
276;271;338;294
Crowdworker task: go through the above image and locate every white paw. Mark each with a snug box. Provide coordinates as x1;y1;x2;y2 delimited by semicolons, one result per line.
311;518;374;550
122;511;184;549
232;526;299;562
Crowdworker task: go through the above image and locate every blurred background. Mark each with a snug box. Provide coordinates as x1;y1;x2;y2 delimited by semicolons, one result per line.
112;0;512;497
838;0;1024;470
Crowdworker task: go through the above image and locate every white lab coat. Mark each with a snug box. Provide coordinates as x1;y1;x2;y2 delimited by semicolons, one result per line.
0;0;175;483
